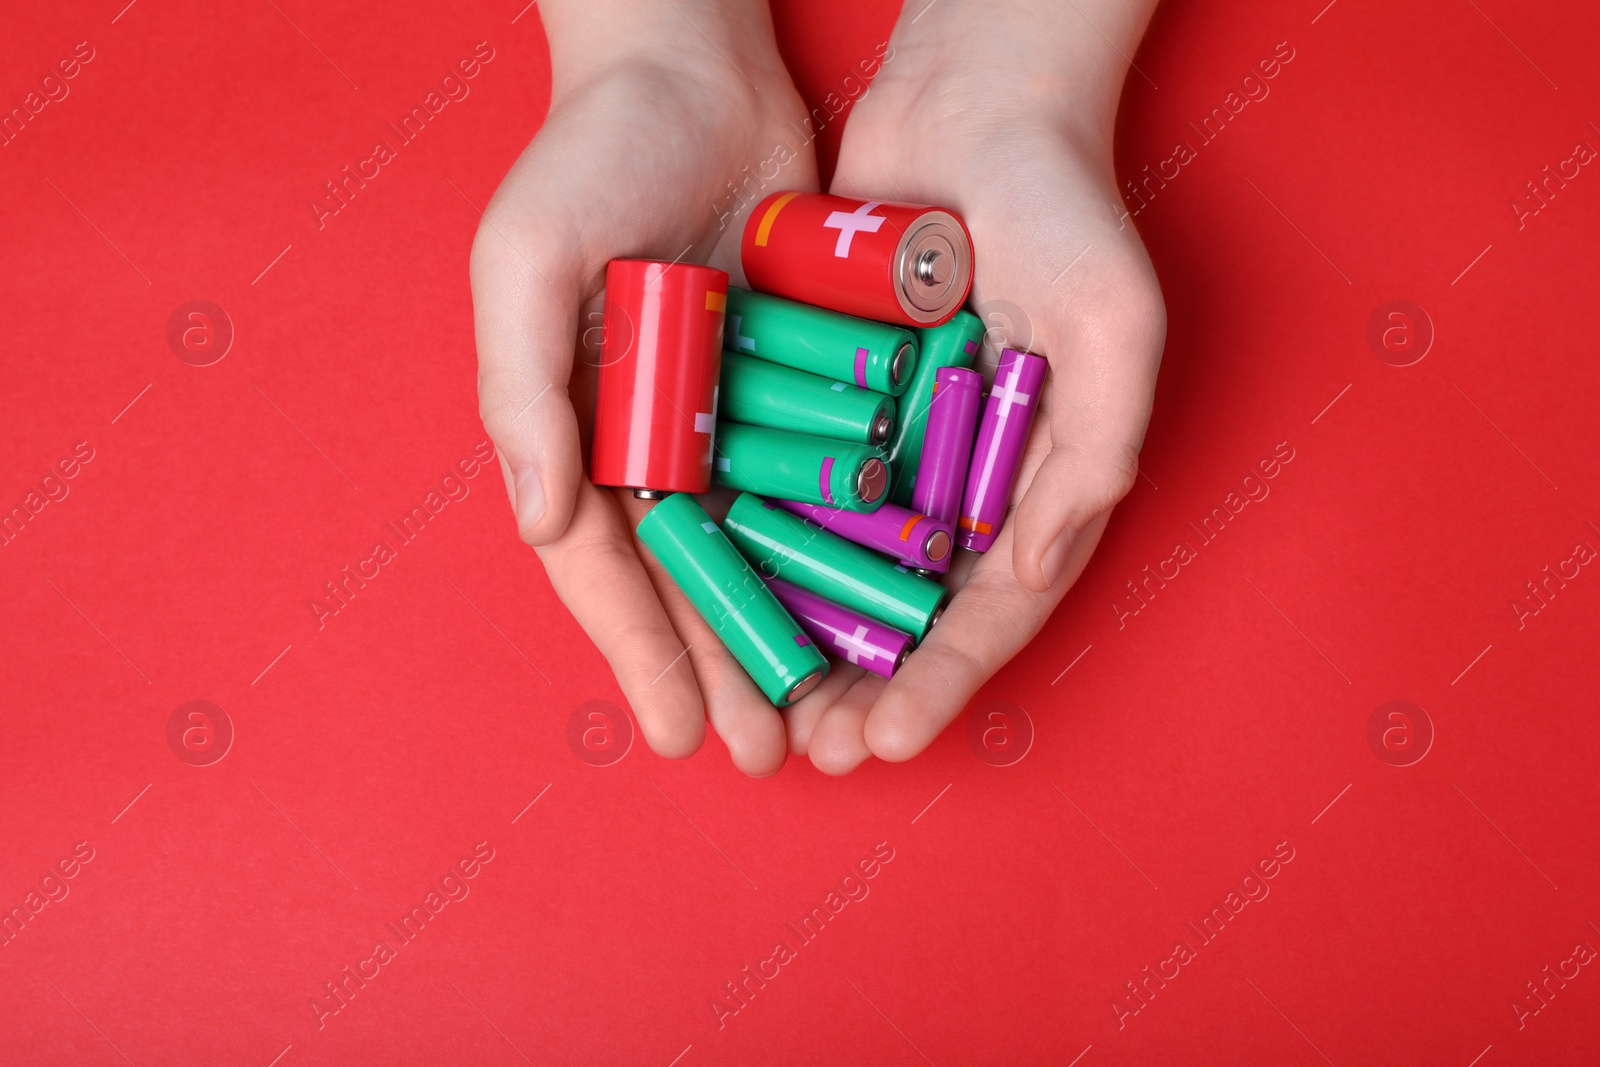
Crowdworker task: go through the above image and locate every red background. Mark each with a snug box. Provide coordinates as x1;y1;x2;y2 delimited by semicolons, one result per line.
3;0;1598;1063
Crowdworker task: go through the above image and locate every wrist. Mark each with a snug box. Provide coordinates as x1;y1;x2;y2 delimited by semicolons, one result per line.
877;0;1159;155
540;0;785;100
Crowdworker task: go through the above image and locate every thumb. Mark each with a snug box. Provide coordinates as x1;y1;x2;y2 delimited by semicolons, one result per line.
469;183;589;548
1000;253;1165;592
1010;436;1141;592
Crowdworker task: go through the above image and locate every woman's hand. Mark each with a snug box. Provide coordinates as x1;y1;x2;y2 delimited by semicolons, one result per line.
471;0;819;775
787;0;1167;773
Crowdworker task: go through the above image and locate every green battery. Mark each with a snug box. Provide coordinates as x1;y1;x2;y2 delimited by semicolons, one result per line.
720;352;897;446
887;310;984;506
725;287;919;396
635;493;828;706
723;493;947;642
714;422;888;512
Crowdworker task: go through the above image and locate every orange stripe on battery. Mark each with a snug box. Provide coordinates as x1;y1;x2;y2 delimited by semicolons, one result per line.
898;515;923;543
705;290;726;312
958;516;993;535
754;192;802;247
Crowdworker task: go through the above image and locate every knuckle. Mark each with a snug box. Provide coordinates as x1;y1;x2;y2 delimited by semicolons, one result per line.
467;210;518;283
1056;450;1138;517
1067;249;1166;357
1109;261;1167;350
928;637;988;690
542;516;631;574
1099;458;1140;507
477;396;525;449
1045;436;1141;514
952;578;1024;633
612;630;685;689
469;205;573;293
478;385;568;445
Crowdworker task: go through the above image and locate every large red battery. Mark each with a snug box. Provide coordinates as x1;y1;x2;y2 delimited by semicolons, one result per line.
741;192;973;328
591;259;728;497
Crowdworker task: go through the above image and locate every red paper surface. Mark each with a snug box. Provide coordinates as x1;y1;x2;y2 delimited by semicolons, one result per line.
3;0;1598;1063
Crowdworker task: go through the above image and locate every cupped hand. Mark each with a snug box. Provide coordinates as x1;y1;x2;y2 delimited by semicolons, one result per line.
471;2;818;775
787;2;1167;773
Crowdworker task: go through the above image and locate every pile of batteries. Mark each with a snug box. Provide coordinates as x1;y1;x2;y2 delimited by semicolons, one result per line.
589;192;1046;707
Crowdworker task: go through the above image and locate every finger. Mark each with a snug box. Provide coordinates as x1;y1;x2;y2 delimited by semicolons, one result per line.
537;483;705;759
686;632;788;778
807;674;885;776
624;495;789;777
783;663;863;757
864;512;1110;762
470;160;589;548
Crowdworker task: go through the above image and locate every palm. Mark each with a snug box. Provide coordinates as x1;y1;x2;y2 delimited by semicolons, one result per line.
472;55;821;775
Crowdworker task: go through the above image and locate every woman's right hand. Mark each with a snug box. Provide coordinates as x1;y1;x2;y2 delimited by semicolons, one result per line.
470;0;819;775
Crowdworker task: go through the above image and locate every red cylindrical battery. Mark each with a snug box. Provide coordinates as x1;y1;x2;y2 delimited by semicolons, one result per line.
591;259;729;496
741;192;973;328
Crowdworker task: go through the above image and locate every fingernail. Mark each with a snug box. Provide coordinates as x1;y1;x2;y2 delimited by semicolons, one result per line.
514;465;546;531
1040;526;1077;586
497;453;517;511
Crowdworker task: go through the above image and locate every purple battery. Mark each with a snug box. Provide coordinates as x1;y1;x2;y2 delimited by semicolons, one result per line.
911;367;983;529
776;498;954;572
763;577;913;677
957;348;1047;552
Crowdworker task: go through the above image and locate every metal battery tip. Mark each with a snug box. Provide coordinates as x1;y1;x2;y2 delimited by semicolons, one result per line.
856;458;888;504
